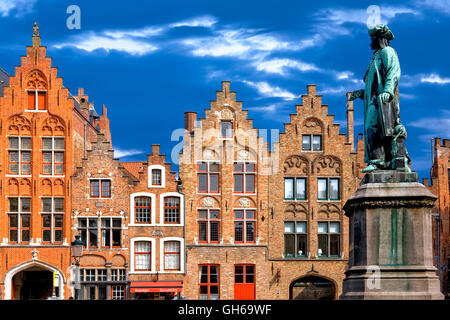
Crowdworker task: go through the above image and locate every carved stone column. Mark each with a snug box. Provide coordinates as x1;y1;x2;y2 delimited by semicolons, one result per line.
340;171;444;299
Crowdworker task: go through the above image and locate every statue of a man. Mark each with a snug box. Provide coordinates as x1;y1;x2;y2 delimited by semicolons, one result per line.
349;24;410;173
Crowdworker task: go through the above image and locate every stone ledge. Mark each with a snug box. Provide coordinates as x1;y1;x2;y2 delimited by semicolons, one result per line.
361;170;418;184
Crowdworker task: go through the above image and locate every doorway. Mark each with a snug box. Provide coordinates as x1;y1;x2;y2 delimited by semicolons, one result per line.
12;269;54;300
289;275;335;300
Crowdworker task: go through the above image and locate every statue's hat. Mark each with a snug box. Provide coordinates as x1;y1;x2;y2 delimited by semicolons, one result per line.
368;24;394;40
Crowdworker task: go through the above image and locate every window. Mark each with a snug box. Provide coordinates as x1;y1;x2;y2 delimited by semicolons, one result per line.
234;265;255;284
111;269;127;281
199;265;219;300
42;137;64;175
317;178;340;200
41;197;64;243
90;179;111;198
198;209;220;243
198;162;219;193
152;169;162;185
220;121;232;138
8;137;31;175
234;210;256;243
101;218;121;248
284;177;307;200
234;162;256;193
112;286;125;300
8;197;31;243
284;221;307;257
302;134;322;151
27;89;47;110
135;196;151;223
164;241;181;271
318;222;340;257
78;218;98;248
135;241;151;271
164;197;180;223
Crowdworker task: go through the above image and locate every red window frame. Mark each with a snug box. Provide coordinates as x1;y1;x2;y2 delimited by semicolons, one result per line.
8;214;19;243
234;210;256;243
164;197;180;224
233;162;256;193
90;179;111;198
134;241;152;271
134;196;151;224
198;209;220;244
197;162;219;194
8;151;19;174
90;180;100;198
164;241;181;271
42;214;52;243
234;264;255;284
53;214;64;243
198;264;220;300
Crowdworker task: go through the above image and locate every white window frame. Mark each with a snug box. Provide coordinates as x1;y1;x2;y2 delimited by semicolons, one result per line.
39;196;65;244
159;192;184;226
148;165;165;188
159;237;185;273
7;136;32;176
130;237;156;274
129;192;156;226
6;196;31;244
41;136;65;176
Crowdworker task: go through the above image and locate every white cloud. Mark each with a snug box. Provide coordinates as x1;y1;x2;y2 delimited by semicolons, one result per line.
113;147;144;158
0;0;36;17
169;15;217;28
409;109;450;141
253;58;321;75
420;73;450;84
402;73;450;87
54;34;157;56
414;0;450;15
104;27;164;39
242;80;297;100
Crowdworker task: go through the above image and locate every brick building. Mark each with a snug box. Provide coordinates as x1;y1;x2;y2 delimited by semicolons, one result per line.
0;25;106;299
122;144;185;300
267;85;362;299
179;82;273;300
424;137;450;297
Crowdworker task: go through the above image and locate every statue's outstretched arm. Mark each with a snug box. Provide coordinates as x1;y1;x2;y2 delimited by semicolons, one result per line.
348;89;364;101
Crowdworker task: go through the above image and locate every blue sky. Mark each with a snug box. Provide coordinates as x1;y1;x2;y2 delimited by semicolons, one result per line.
0;0;449;179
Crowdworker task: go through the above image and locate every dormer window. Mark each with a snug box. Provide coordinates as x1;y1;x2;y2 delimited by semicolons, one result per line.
27;89;47;111
220;121;232;138
302;134;322;151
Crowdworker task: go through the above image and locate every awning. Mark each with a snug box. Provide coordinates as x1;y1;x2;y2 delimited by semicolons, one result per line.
129;281;183;293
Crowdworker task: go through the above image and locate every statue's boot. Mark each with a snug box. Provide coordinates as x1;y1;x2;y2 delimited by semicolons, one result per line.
361;164;377;173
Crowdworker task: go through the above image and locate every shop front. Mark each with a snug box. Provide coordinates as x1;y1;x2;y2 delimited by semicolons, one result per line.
129;281;183;300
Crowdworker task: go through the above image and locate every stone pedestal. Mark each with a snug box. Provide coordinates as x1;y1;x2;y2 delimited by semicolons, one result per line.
340;171;444;299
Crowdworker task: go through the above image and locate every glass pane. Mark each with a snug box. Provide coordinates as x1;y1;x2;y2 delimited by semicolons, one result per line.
296;178;306;199
246;222;255;242
198;162;207;171
296;222;307;233
284;178;294;200
220;121;232;137
199;266;209;283
54;138;64;150
245;273;254;284
43;164;52;175
302;135;311;151
198;210;208;219
318;222;328;233
9;137;19;149
9;230;18;242
78;218;87;228
43;138;52;150
235;273;244;283
234;163;243;172
284;222;294;233
9;215;18;227
209;174;218;192
330;222;340;233
210;286;219;300
284;234;295;256
317;179;327;200
21;151;31;162
136;242;150;252
297;234;307;256
9;163;18;173
318;234;328;256
9;151;19;162
330;235;340;256
43;215;51;228
209;163;219;172
245;163;255;172
101;219;110;228
54;215;63;228
21;215;30;227
234;222;243;242
210;210;219;219
88;218;97;227
198;174;207;192
234;210;243;219
234;174;243;192
22;230;30;242
113;219;121;228
21;138;31;149
98;286;107;300
209;266;218;283
55;152;64;163
199;222;207;241
210;222;219;242
329;179;339;200
102;230;111;247
112;230;121;247
55;230;63;242
89;230;97;247
245;174;255;193
54;198;64;212
22;163;31;174
9;198;18;212
21;198;31;212
313;135;322;151
199;286;208;300
43;152;52;163
101;181;110;197
43;230;51;242
246;210;255;219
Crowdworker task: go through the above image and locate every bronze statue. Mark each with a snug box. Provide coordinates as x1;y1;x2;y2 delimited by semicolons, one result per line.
349;24;410;173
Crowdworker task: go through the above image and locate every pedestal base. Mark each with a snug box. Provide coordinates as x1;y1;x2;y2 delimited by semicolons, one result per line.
340;171;444;300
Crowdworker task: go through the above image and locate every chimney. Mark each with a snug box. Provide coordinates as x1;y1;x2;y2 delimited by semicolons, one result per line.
152;144;160;155
422;178;429;186
346;92;354;150
443;139;450;147
185;111;197;132
222;81;231;93
307;84;316;96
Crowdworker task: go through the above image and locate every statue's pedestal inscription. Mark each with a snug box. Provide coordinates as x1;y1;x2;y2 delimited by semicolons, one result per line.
340;171;444;299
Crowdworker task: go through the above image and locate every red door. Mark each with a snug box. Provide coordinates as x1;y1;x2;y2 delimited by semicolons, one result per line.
234;265;255;300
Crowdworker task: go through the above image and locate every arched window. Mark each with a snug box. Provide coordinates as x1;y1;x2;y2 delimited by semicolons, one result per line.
135;197;151;223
